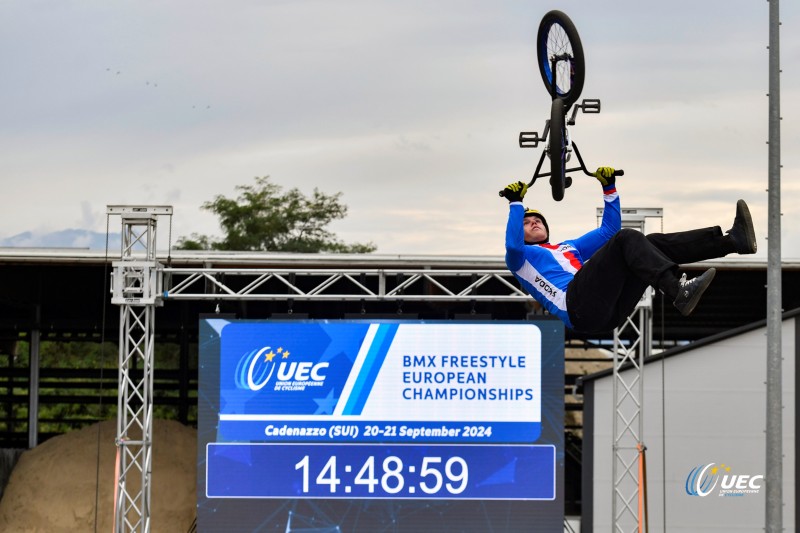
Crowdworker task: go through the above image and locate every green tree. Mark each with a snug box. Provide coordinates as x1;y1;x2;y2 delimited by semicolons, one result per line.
175;176;376;253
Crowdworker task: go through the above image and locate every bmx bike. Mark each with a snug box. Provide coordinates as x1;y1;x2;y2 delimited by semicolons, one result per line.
502;10;622;202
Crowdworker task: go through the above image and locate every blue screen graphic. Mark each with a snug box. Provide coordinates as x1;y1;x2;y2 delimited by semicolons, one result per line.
198;319;565;532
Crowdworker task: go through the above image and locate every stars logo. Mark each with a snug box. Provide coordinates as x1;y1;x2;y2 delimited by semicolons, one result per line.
710;464;731;476
235;345;288;391
235;343;328;392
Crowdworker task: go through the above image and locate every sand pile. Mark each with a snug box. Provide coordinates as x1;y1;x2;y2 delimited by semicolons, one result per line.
0;419;197;533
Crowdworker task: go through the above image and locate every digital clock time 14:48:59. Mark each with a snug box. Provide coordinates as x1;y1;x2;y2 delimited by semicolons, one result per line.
295;453;468;496
206;442;555;500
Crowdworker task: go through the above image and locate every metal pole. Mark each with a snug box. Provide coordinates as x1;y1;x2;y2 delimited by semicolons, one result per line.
27;304;40;448
765;0;782;531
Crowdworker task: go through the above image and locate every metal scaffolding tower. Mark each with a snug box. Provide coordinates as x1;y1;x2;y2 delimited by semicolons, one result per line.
106;203;652;533
104;205;536;531
108;205;171;533
601;208;662;533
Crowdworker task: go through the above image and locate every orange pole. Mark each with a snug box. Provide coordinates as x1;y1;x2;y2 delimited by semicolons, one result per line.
112;444;121;533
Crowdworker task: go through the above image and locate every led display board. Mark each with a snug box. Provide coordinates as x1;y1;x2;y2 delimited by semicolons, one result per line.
197;319;564;532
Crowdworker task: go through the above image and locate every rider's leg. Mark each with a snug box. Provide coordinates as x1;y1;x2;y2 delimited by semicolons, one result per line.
566;228;714;333
646;199;757;262
646;227;732;264
566;229;672;333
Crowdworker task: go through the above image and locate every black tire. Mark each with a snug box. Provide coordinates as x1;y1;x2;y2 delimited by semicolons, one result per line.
549;97;566;201
536;10;585;108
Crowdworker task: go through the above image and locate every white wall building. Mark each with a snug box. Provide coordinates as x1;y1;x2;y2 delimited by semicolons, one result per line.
581;309;797;532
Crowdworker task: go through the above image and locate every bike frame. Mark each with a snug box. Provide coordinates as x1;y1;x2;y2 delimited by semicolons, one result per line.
529;140;595;181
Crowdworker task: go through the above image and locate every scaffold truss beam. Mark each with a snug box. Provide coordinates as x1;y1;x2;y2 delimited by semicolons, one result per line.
161;268;528;301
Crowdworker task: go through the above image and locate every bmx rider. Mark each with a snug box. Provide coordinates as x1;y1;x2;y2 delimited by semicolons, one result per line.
500;168;757;334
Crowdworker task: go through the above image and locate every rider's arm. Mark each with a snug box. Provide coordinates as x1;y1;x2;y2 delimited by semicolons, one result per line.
570;183;621;256
596;183;621;238
505;202;527;271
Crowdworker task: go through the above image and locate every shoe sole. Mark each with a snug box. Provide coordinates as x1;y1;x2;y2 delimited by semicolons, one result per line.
736;199;757;253
678;268;716;317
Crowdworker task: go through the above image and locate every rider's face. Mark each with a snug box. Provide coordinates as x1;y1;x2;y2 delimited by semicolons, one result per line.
523;216;548;244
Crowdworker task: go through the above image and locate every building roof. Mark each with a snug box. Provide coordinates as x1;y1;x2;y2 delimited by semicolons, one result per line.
2;247;797;270
2;248;799;343
578;307;800;385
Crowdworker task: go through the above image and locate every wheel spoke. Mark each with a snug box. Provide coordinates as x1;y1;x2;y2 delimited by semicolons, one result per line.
546;24;574;94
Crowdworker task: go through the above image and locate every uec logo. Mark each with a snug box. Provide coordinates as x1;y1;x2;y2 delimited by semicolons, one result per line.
685;463;720;497
237;346;329;391
686;463;764;497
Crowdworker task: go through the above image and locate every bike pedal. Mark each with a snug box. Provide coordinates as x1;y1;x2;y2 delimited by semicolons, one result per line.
580;99;601;113
519;131;542;148
565;176;573;188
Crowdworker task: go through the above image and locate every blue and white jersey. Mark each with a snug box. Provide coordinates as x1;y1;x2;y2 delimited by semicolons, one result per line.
504;185;621;329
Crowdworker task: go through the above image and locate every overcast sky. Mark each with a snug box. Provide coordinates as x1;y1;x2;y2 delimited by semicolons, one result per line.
1;1;798;258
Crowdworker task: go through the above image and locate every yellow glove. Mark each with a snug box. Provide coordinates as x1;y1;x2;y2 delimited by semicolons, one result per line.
501;181;528;202
593;167;616;187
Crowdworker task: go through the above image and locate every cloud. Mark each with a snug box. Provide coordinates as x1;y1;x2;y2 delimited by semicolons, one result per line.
0;229;120;250
0;0;798;259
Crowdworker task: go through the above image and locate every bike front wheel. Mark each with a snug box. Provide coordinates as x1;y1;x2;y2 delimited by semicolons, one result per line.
549;97;567;201
537;10;585;109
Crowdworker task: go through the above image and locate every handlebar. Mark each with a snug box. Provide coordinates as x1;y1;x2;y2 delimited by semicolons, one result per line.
497;168;624;197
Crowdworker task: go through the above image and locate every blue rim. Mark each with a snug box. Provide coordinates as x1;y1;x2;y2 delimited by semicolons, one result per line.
537;22;571;98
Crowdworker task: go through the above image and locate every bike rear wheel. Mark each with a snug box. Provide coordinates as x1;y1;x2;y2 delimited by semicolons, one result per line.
549;97;567;201
537;10;585;109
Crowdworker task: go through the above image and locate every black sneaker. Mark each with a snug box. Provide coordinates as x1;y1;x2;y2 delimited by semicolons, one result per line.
673;268;716;317
726;199;757;254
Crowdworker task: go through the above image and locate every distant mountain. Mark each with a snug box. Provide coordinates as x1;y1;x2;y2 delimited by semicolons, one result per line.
0;229;121;250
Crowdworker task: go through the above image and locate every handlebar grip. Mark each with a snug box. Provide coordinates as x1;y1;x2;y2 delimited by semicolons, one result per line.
614;170;624;176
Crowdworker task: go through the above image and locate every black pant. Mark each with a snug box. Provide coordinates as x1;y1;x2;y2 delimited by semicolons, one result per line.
565;227;734;334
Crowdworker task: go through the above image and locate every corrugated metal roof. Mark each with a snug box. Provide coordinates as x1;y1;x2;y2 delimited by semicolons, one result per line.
0;248;507;268
578;307;800;385
1;247;797;270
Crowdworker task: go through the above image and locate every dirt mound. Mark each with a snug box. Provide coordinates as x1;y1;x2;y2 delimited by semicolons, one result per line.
0;419;196;533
